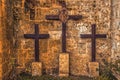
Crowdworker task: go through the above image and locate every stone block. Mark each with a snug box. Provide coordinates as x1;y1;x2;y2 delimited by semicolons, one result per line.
32;62;42;76
39;40;48;53
35;8;41;20
59;53;69;77
49;31;62;40
88;62;99;77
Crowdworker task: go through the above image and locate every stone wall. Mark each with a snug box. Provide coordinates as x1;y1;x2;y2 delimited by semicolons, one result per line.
1;0;120;79
13;0;111;76
111;0;120;61
1;0;119;78
0;0;14;80
0;0;120;79
0;0;114;79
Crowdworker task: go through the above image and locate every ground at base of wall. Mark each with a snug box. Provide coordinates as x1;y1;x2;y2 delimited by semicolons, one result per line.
18;73;93;80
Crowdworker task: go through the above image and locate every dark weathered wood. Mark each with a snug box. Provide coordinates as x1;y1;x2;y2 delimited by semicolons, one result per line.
46;15;59;20
24;24;50;62
46;1;82;53
62;22;66;52
95;34;106;38
80;24;106;62
69;15;82;20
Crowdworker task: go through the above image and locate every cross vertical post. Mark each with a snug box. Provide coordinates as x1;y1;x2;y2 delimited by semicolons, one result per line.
62;22;66;52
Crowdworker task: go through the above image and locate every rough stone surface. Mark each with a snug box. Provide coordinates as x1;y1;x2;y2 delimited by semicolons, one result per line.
32;62;42;76
88;62;99;77
11;0;111;76
59;53;69;77
1;0;120;79
111;0;120;61
0;0;14;80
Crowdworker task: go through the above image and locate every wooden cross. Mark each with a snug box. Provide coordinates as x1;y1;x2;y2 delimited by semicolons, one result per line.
46;1;82;53
24;24;50;62
80;24;107;62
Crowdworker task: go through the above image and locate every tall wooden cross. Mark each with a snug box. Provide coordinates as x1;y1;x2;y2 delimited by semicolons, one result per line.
24;24;50;62
80;24;107;62
46;1;82;52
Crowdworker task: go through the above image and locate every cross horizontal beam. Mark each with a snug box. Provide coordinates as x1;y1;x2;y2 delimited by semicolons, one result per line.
46;15;82;21
69;15;82;20
46;15;59;20
24;34;49;39
81;34;106;38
